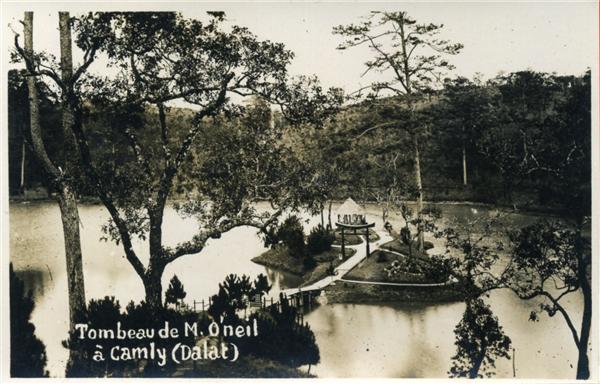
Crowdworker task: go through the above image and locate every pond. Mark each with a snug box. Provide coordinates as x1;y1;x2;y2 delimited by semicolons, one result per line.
9;201;583;378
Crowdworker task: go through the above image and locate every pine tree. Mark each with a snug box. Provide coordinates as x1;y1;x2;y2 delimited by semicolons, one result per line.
164;275;187;309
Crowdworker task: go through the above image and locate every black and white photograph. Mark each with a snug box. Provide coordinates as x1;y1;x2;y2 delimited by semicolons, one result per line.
1;1;598;381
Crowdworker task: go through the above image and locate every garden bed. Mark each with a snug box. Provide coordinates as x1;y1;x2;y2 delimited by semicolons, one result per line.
345;250;444;284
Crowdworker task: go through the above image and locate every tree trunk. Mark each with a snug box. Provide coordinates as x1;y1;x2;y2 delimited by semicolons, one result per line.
57;185;87;325
145;207;167;309
57;11;87;327
413;135;424;251
462;143;468;186
576;320;591;378
59;12;77;173
20;140;26;193
327;200;332;230
576;237;591;379
24;12;86;331
144;262;165;309
469;348;485;378
59;13;73;78
320;204;324;227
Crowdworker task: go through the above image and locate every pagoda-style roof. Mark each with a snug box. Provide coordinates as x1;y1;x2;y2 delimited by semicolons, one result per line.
336;198;373;228
337;198;364;216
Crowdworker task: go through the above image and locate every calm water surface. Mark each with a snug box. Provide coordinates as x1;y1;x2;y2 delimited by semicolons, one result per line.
9;201;583;378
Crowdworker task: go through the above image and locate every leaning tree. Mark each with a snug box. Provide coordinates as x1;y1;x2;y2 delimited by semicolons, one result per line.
17;12;341;308
333;11;463;250
441;72;592;378
14;12;91;335
501;72;591;379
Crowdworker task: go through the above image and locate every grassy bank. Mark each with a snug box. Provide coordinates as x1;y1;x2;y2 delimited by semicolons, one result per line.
301;255;344;287
252;246;356;283
252;246;306;275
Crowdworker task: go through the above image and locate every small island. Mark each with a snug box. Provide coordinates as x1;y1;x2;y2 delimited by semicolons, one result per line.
252;198;469;304
251;214;358;287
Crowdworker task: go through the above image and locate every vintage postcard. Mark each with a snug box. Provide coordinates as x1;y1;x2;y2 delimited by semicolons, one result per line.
1;1;598;382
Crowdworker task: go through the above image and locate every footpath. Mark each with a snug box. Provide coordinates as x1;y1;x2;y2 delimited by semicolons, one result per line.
278;229;393;297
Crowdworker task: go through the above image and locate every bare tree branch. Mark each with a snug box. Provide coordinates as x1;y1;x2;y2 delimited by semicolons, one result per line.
166;208;283;262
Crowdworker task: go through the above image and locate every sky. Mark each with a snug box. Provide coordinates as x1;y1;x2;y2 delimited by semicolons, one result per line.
3;2;598;95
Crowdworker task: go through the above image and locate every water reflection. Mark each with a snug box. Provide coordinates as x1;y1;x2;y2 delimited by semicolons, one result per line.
449;298;512;378
15;269;48;300
264;267;303;292
9;201;583;378
302;301;464;377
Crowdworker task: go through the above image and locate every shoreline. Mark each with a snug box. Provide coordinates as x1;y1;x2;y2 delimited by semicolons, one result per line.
322;280;468;304
251;247;357;283
8;196;570;219
252;238;470;305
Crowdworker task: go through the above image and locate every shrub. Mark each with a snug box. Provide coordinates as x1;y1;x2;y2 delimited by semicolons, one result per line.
423;255;457;283
306;225;334;256
165;275;187;309
400;226;412;246
303;255;317;270
376;251;388;263
208;274;272;321
277;216;305;258
262;225;279;248
422;205;442;217
326;263;336;276
384;257;423;277
238;296;320;368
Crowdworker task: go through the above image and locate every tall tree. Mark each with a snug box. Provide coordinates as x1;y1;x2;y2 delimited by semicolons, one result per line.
8;69;63;195
504;220;591;379
44;12;340;308
57;11;87;328
434;77;497;186
291;122;343;228
164;275;186;309
19;12;87;334
334;11;462;249
8;70;30;195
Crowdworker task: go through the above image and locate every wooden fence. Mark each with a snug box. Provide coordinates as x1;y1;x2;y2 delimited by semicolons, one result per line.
190;290;320;326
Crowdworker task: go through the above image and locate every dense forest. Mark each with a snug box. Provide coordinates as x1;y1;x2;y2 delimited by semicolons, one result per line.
9;68;591;216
